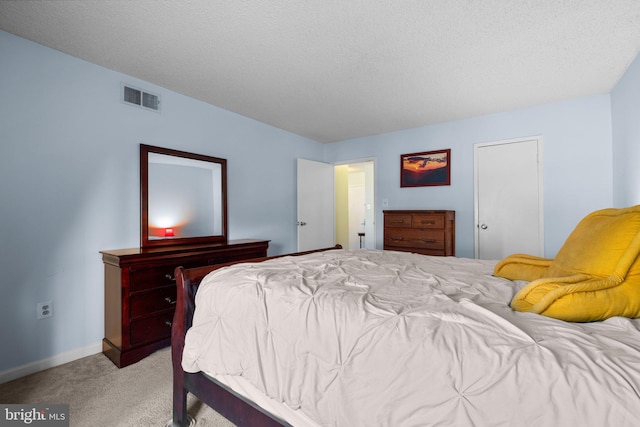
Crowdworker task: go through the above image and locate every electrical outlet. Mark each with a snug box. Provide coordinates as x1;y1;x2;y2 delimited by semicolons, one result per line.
37;301;53;319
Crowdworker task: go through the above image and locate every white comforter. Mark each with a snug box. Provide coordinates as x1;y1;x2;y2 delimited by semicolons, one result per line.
182;249;640;426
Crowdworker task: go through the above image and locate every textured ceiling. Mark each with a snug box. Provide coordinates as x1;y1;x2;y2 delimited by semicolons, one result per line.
1;1;640;143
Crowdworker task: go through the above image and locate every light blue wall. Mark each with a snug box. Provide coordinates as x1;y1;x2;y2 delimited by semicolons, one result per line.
0;30;324;373
612;51;640;207
326;94;614;259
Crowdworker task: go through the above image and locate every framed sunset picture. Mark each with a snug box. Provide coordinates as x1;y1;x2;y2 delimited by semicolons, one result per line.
400;148;451;187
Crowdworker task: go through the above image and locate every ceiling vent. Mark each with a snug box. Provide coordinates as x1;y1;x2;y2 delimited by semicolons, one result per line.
122;83;160;112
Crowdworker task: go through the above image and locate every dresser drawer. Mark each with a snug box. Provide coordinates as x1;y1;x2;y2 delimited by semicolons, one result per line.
129;260;210;292
130;310;174;346
384;214;413;228
130;286;177;318
130;267;177;292
385;229;445;250
412;214;445;229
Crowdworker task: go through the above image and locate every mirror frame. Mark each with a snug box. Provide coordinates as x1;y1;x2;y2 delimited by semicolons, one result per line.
140;144;228;248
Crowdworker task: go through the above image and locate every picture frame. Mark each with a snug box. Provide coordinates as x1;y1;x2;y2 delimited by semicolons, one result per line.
400;148;451;187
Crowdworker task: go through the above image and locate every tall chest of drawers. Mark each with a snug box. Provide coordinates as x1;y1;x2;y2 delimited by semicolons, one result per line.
383;210;455;256
100;239;269;367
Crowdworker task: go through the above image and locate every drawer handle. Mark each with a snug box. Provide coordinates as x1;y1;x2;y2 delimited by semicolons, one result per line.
390;237;404;241
420;220;436;225
165;297;177;305
390;220;406;224
164;273;176;282
165;320;172;328
421;239;436;243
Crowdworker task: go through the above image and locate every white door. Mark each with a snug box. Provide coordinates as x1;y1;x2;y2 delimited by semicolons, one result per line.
474;137;544;260
297;158;335;251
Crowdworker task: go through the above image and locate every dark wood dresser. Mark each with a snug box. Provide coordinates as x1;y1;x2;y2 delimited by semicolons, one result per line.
100;239;269;367
383;210;455;256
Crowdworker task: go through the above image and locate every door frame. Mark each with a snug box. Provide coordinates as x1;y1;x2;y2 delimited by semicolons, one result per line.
473;136;545;258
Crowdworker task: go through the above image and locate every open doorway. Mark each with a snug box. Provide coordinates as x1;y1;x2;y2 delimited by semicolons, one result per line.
335;161;375;249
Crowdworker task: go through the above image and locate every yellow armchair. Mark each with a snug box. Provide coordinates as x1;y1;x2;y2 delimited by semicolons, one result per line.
494;205;640;322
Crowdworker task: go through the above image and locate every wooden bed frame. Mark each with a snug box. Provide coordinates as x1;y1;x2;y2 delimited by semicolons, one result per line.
170;245;342;427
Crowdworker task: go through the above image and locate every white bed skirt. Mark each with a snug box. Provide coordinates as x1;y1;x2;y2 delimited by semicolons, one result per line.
212;373;320;427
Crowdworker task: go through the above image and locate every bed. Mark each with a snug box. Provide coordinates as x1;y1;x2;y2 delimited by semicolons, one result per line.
170;247;640;427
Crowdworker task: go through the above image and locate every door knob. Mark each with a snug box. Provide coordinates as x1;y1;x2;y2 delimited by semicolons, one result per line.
298;221;307;226
480;224;488;230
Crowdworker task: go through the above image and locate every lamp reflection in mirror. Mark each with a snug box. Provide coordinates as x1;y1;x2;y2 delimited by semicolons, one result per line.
147;152;222;240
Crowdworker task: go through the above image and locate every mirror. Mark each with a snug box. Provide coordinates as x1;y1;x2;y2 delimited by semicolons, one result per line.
140;144;227;248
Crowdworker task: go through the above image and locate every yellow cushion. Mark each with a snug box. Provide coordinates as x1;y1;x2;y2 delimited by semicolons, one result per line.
495;205;640;322
493;254;553;282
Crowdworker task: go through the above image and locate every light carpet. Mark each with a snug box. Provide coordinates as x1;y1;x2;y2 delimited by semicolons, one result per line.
0;348;235;427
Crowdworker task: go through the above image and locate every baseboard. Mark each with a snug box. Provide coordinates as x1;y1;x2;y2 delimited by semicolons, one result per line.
0;341;103;384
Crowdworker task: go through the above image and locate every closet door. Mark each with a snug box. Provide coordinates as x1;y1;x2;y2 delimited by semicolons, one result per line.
474;137;544;260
